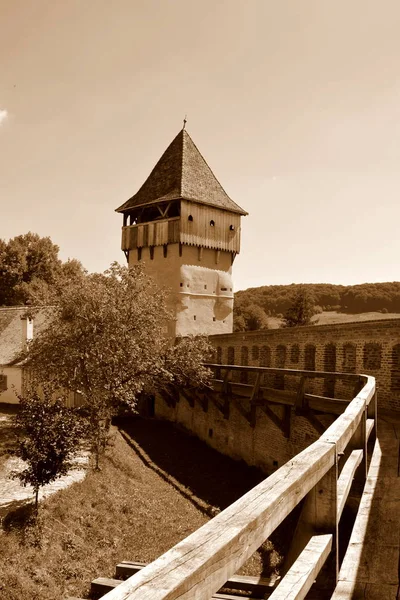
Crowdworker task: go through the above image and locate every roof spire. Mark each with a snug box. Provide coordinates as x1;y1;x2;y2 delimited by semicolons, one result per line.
183;114;187;130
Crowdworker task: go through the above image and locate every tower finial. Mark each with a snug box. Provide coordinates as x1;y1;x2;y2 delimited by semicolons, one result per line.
183;114;187;130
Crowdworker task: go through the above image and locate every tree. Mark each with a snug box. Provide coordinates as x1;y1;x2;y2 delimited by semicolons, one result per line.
22;263;212;468
0;232;86;306
283;286;317;327
13;387;86;511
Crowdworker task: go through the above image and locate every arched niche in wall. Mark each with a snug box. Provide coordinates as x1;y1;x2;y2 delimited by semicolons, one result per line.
227;346;235;365
259;345;271;367
323;343;336;397
363;342;382;371
240;346;249;384
391;344;400;393
290;344;300;364
342;343;357;373
274;344;287;390
304;344;316;371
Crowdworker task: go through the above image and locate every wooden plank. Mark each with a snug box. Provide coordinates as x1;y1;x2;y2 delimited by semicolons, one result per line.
212;592;261;600
338;439;400;587
205;363;362;383
91;577;120;597
337;449;363;519
116;563;275;596
332;581;399;599
98;441;335;600
366;418;374;442
116;562;146;579
321;398;367;454
268;534;332;600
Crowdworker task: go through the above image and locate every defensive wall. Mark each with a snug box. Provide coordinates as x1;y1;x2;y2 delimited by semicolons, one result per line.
155;318;400;474
209;318;400;412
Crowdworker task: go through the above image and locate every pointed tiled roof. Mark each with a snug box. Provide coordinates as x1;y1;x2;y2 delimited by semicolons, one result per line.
116;129;247;215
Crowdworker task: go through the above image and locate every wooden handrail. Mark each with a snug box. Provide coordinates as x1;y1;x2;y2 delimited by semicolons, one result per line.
100;371;376;600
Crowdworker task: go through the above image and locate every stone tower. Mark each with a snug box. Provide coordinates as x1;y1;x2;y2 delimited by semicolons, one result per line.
116;128;247;337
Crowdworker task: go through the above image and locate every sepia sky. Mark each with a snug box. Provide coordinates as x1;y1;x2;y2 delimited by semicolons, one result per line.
1;0;400;291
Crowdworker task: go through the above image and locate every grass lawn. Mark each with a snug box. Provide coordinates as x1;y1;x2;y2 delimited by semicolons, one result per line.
0;418;286;599
266;310;400;329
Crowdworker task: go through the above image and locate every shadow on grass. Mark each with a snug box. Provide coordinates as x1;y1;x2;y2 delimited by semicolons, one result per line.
118;415;300;575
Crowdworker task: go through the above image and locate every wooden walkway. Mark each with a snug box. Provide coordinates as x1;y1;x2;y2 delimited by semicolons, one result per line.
333;411;400;599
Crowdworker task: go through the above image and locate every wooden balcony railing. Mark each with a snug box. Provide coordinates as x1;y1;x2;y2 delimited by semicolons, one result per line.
101;366;376;600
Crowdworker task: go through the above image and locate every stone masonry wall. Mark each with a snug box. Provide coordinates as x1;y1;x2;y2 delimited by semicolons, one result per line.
209;318;400;412
155;318;399;474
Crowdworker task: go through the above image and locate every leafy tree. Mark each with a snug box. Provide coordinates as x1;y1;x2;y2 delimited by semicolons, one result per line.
0;233;85;306
13;387;86;511
283;286;317;327
22;263;212;468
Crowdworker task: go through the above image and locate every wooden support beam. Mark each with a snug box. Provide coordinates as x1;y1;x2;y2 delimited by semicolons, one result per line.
268;534;332;600
260;403;290;438
284;451;338;592
96;441;334;600
203;389;225;416
336;449;363;520
159;389;176;408
295;376;306;409
179;388;195;408
249;372;261;428
230;396;252;425
115;564;275;597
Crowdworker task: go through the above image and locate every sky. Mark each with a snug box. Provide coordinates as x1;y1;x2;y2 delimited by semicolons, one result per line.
1;0;400;291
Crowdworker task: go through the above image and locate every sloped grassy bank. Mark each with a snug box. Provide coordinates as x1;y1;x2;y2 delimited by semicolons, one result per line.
0;419;287;599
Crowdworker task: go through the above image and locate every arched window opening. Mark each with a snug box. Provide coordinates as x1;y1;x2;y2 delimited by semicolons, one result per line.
210;220;215;227
188;215;193;221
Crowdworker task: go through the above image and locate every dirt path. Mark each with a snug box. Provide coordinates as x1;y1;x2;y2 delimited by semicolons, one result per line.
0;410;89;520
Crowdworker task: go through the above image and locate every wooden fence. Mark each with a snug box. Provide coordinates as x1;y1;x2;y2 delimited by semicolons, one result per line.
100;365;376;600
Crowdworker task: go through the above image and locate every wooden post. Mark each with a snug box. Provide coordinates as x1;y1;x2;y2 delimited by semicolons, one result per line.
284;443;338;593
350;406;368;483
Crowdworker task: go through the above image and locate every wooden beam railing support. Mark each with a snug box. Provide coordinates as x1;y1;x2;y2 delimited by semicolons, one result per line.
136;371;376;600
269;534;333;600
284;445;339;592
100;440;336;600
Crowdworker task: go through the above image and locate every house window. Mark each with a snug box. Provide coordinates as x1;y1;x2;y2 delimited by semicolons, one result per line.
210;220;215;227
188;215;193;221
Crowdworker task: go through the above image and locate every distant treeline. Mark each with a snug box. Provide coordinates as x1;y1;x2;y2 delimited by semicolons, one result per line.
235;282;400;317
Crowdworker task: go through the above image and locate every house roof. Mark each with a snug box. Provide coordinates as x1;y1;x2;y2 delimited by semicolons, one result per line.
115;129;247;215
0;307;47;366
